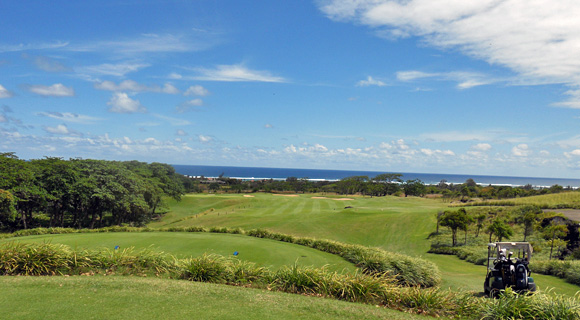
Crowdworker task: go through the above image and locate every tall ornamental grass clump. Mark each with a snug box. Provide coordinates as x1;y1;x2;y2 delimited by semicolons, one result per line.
245;229;441;287
2;242;580;319
478;289;580;320
0;242;175;276
2;227;441;287
0;242;73;276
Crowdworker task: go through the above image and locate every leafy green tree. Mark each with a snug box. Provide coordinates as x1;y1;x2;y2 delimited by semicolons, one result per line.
486;219;513;242
0;189;17;230
514;205;542;241
440;208;471;246
543;219;568;260
475;213;486;237
402;179;426;197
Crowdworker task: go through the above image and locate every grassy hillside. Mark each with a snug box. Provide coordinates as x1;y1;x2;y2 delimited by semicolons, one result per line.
151;193;443;255
459;191;580;209
0;276;429;320
153;193;580;296
0;232;355;272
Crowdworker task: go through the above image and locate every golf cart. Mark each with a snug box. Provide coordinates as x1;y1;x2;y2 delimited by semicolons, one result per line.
484;242;536;296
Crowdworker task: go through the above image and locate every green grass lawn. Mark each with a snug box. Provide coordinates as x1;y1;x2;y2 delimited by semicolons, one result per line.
3;192;580;319
0;232;355;272
0;276;431;320
153;193;580;296
152;193;442;255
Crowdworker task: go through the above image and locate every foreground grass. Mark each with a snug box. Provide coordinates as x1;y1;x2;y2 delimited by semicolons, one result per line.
0;232;355;272
0;276;429;320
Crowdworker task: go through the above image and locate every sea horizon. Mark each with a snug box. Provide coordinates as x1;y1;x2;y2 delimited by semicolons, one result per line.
172;164;580;188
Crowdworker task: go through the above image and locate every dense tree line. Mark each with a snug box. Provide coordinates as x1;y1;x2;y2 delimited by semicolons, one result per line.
190;175;570;201
436;205;580;260
0;153;188;231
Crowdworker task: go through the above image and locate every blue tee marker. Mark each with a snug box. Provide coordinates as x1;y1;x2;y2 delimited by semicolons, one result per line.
233;251;239;256
115;245;120;250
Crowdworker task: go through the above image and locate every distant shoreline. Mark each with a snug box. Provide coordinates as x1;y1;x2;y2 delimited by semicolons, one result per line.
173;164;580;188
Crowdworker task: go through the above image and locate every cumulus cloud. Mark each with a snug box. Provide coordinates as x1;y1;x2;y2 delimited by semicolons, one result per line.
264;124;274;129
184;85;209;96
512;144;531;157
176;129;188;136
356;76;387;87
198;135;213;143
564;149;580;157
0;84;13;98
42;124;81;136
107;92;146;113
471;143;492;151
27;83;74;97
319;0;580;102
192;64;286;82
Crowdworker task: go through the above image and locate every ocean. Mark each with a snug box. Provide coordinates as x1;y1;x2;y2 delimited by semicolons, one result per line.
172;164;580;188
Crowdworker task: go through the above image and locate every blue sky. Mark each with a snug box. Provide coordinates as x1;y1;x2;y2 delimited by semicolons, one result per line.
2;0;580;178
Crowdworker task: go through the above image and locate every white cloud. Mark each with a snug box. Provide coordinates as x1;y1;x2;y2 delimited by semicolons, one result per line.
564;149;580;157
25;54;69;72
153;114;191;126
471;143;492;151
264;124;274;129
422;131;491;142
95;80;180;94
69;33;214;55
43;124;70;135
37;112;101;124
107;92;146;113
356;76;387;87
397;70;494;89
0;41;69;53
79;63;150;77
176;99;204;113
320;0;580;102
512;144;531;157
168;72;183;79
0;84;13;98
192;64;286;82
396;71;437;81
184;85;209;96
176;129;188;136
198;135;213;143
27;83;74;97
420;148;455;156
162;83;180;94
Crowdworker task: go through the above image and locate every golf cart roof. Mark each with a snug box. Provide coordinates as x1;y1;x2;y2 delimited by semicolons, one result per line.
488;242;533;258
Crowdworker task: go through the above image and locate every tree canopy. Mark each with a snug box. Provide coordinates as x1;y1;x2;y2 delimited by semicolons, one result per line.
0;154;186;231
